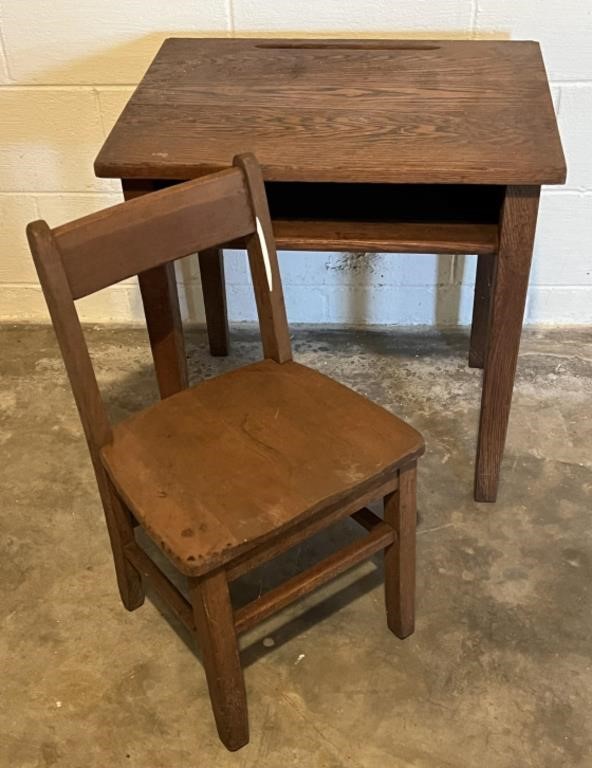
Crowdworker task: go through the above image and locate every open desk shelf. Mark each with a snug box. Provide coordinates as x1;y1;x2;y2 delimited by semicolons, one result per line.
265;182;504;254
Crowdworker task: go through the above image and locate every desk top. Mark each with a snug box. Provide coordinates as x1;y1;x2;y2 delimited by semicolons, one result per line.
95;38;566;185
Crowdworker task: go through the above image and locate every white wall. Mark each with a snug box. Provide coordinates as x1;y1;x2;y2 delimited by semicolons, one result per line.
1;1;591;326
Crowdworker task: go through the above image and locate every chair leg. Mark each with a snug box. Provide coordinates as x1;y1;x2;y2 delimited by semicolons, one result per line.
189;570;248;751
103;476;145;611
384;462;417;639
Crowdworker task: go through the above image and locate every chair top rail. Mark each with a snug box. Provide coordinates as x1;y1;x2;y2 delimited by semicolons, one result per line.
52;167;255;299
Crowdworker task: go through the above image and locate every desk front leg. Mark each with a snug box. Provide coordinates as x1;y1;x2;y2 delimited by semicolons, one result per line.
474;186;540;502
122;179;188;398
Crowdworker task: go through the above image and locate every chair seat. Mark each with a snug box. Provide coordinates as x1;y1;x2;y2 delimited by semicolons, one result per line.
101;360;423;575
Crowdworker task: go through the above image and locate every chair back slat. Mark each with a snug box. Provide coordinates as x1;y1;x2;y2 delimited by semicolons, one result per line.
54;167;255;299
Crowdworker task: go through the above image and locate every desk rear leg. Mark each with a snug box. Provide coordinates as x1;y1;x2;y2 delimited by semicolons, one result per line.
198;248;229;357
469;254;494;369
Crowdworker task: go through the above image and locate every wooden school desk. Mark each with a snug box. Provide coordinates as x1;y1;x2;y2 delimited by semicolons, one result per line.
94;38;566;502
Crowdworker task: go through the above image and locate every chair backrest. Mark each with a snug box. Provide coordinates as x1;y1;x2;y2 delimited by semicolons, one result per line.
26;153;292;455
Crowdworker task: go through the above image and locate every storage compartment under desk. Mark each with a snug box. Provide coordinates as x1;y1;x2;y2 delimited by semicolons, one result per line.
264;182;504;254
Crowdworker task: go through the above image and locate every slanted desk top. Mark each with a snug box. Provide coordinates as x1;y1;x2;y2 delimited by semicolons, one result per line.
95;38;566;186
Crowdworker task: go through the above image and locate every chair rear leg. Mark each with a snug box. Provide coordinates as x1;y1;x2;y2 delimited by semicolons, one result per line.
384;462;417;639
189;570;248;751
102;474;145;611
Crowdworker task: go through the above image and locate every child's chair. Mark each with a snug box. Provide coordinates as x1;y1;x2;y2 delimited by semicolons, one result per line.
27;153;424;751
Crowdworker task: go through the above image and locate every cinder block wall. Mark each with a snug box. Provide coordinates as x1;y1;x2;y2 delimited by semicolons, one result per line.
1;1;590;325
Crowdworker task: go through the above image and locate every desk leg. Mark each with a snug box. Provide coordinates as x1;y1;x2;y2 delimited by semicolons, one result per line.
122;179;188;398
198;248;229;356
468;254;494;369
474;186;540;502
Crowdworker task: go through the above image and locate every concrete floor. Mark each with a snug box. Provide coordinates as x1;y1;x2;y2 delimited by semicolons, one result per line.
1;324;591;767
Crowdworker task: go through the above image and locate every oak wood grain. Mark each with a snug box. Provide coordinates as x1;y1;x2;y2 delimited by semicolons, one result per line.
95;38;565;185
475;186;541;501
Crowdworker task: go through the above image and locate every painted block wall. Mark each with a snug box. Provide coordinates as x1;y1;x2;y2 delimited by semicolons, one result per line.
1;1;591;326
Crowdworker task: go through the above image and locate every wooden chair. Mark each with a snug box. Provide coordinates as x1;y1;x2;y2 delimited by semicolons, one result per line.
27;153;425;751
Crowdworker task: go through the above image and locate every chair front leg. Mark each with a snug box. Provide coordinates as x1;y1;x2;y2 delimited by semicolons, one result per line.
189;570;248;751
384;462;417;639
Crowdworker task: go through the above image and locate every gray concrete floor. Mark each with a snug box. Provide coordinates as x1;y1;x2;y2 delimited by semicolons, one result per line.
1;324;591;768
